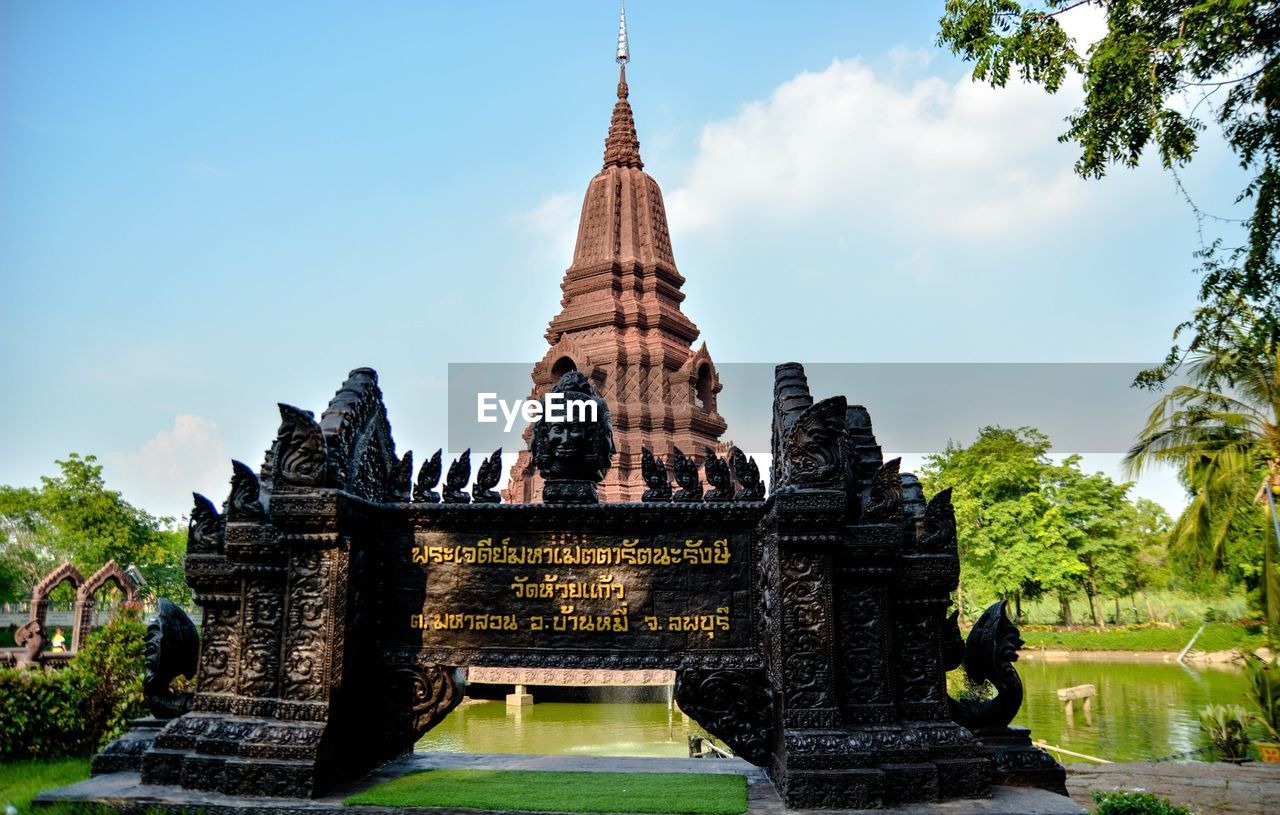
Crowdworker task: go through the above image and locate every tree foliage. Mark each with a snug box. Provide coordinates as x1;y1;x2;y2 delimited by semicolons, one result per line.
922;426;1151;624
938;1;1280;378
1125;314;1280;637
0;454;189;605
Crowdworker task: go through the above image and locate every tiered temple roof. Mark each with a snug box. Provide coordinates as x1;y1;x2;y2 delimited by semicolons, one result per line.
505;30;726;503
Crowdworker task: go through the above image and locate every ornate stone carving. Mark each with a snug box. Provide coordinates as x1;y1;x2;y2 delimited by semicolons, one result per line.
275;404;327;488
443;450;471;504
283;549;330;704
227;460;265;522
671;446;702;502
532;372;614;504
778;395;847;493
640;447;672;502
391;451;414;503
144;599;199;719
948;600;1024;730
863;458;904;523
675;669;774;766
14;619;43;665
703;446;732;502
413;449;443;503
187;494;222;556
729;446;765;500
472;449;503;504
919;488;956;550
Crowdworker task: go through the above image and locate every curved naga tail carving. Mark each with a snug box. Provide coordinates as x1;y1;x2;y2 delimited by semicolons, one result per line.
472;449;503;504
443;450;471;504
640;448;672;502
276;403;328;488
947;600;1025;730
414;449;443;503
671;447;703;502
703;446;733;502
675;669;775;766
729;446;765;500
227;460;265;522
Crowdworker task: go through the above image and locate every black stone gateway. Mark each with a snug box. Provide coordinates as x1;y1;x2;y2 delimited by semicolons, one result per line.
103;363;1066;810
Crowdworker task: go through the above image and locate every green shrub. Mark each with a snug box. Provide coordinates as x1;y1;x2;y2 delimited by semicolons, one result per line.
0;611;146;759
1198;703;1252;761
1245;655;1280;738
1092;791;1194;815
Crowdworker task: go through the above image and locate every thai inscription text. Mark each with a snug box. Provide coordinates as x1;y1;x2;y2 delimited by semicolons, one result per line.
405;530;753;660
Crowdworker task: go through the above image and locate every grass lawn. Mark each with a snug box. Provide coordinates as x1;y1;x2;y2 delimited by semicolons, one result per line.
1019;621;1267;652
344;770;749;814
0;757;91;813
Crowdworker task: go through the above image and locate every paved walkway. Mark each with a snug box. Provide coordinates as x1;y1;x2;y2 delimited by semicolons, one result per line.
1066;762;1280;815
39;753;1082;814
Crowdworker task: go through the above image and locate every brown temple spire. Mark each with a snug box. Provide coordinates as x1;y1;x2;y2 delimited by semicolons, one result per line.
505;0;726;503
603;65;643;170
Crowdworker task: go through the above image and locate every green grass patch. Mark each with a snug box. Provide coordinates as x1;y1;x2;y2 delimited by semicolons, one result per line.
0;757;91;812
344;769;748;815
1019;622;1267;652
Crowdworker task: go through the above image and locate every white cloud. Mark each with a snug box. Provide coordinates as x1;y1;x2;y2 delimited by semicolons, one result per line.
107;414;229;520
514;191;579;269
664;57;1095;246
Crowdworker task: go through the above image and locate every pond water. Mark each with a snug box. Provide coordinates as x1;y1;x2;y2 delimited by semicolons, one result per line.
417;660;1251;764
1013;658;1248;762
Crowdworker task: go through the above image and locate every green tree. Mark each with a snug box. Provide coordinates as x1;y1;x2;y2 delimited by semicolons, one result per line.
922;427;1086;621
937;1;1280;376
1040;460;1137;627
1124;318;1280;640
0;454;190;605
1123;497;1175;620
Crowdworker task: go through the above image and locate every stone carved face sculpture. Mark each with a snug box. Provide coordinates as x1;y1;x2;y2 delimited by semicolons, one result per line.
531;372;615;482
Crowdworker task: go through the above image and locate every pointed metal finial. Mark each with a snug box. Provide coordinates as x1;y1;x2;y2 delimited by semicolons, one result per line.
616;1;630;65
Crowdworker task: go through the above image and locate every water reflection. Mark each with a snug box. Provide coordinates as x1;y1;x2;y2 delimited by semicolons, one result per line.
417;700;694;758
1014;659;1248;762
417;662;1250;764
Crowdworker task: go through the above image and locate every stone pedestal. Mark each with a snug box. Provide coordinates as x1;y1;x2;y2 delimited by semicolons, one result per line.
972;726;1068;796
506;684;534;707
91;717;164;775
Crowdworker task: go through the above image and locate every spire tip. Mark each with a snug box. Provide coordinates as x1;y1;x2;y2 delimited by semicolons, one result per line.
616;2;630;65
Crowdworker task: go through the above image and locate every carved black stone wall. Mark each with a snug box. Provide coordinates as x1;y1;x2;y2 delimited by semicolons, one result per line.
105;363;1061;807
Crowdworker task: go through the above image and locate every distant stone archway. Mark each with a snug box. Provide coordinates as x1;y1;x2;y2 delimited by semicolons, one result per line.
75;560;140;650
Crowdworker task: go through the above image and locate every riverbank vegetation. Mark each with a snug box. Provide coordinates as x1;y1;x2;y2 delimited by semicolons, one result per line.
1020;621;1266;654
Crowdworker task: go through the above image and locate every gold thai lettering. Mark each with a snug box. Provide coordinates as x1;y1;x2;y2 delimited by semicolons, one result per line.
413;535;732;567
666;607;731;639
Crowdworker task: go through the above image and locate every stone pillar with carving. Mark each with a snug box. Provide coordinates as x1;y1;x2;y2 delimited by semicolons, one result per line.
140;369;461;799
758;363;991;809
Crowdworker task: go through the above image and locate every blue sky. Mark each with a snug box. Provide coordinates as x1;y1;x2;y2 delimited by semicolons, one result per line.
0;1;1248;519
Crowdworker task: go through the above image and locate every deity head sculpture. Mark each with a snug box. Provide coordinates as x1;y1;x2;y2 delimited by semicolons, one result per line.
531;372;614;502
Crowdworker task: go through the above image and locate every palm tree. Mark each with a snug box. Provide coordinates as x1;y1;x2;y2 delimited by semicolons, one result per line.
1124;315;1280;642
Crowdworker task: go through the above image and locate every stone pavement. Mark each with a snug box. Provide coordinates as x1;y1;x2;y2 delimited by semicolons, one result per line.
37;752;1083;814
1066;762;1280;815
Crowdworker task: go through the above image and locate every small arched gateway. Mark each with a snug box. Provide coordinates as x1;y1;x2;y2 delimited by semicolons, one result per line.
1;559;139;668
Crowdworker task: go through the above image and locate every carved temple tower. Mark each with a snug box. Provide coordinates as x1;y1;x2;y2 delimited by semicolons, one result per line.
505;10;726;503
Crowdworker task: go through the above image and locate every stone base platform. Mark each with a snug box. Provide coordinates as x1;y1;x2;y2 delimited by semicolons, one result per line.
37;752;1083;815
